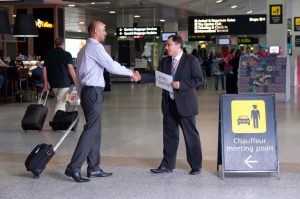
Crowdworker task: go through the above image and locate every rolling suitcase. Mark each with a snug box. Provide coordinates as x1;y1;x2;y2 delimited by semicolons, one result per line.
49;110;79;131
21;91;49;131
25;115;80;178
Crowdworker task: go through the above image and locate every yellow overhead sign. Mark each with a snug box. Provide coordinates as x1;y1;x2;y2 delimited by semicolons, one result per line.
271;6;281;16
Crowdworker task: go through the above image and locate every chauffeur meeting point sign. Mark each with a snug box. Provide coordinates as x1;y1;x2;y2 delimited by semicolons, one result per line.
217;94;279;179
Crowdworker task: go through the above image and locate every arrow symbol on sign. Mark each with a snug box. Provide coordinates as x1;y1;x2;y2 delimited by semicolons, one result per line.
244;155;258;168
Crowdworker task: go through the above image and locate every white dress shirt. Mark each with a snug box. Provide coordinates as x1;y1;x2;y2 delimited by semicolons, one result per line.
76;38;133;93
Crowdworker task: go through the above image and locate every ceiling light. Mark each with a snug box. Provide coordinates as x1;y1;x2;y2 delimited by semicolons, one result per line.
79;22;85;24
231;5;238;9
68;4;75;7
91;2;95;5
216;0;223;3
160;19;165;22
134;15;140;18
246;10;253;14
109;11;115;14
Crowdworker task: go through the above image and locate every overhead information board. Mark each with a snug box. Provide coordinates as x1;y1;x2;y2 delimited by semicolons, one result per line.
217;94;279;179
188;15;266;36
116;27;160;36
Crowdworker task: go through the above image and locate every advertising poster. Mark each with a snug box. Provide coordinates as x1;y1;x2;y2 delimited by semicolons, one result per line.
238;55;287;94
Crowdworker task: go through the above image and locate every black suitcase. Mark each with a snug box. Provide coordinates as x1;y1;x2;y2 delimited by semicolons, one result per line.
25;115;80;178
49;110;79;131
21;91;49;131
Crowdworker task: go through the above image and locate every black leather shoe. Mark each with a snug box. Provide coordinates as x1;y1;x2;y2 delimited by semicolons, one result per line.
87;169;113;178
189;169;201;175
65;168;90;182
150;166;173;173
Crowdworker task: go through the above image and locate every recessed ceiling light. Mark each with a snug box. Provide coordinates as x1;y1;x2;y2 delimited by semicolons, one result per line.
160;19;165;22
91;2;95;5
246;10;253;14
109;11;115;14
231;5;238;9
134;15;140;18
68;4;75;7
216;0;223;3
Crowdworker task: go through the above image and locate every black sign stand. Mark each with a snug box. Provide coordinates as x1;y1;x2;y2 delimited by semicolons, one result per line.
217;94;280;179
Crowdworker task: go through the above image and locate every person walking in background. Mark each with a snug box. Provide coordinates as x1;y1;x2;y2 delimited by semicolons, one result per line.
43;38;76;117
150;35;204;175
214;53;225;91
65;20;141;183
208;50;217;77
226;49;241;94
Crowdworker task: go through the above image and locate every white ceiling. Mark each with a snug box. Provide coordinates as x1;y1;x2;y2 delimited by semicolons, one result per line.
37;0;268;33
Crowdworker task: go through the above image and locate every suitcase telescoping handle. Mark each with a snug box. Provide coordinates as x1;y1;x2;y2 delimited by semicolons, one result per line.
38;90;49;106
53;115;80;152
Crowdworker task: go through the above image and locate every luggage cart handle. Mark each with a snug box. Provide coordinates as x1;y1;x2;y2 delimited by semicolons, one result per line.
38;90;49;106
53;115;80;152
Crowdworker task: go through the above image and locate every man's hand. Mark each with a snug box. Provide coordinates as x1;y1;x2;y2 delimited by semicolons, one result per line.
171;81;180;89
132;71;141;82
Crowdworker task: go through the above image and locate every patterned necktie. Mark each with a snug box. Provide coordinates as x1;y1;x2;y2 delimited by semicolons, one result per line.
171;58;177;74
169;58;177;100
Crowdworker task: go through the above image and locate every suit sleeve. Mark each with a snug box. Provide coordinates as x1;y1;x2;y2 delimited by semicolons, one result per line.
180;57;204;90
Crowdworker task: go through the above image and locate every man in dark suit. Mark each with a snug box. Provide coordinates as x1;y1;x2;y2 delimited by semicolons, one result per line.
151;35;204;175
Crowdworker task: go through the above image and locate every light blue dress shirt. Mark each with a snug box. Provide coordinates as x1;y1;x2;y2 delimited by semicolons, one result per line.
76;38;133;93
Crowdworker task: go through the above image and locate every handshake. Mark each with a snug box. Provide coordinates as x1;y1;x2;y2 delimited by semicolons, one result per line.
132;71;142;82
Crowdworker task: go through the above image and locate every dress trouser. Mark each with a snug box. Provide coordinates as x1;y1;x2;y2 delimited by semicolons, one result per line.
160;98;202;170
67;86;103;173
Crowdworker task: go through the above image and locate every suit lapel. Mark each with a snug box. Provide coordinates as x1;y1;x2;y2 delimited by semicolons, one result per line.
174;53;187;79
165;56;172;75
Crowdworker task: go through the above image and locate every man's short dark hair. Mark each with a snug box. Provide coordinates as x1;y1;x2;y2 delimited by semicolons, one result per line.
55;38;65;47
168;35;183;49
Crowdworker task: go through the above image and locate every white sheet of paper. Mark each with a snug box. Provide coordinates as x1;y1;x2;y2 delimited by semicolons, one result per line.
155;70;173;92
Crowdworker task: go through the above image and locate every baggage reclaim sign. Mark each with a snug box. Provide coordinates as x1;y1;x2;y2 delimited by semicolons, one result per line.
116;27;160;36
217;94;279;178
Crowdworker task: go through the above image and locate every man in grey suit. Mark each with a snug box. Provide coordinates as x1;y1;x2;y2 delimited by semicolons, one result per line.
151;35;204;175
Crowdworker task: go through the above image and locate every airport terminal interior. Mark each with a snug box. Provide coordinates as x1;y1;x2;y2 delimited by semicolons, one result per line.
1;0;300;198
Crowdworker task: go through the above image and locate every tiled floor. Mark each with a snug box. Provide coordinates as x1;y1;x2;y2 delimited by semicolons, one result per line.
0;79;300;198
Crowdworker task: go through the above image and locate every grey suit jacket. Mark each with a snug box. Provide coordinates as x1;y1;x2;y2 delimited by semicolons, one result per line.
158;53;204;117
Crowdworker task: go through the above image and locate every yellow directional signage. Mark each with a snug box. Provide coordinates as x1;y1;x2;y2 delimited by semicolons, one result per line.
295;17;300;31
271;6;281;16
231;100;266;133
295;17;300;26
270;5;283;24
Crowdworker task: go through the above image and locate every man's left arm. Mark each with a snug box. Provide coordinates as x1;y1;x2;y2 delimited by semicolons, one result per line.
178;57;204;90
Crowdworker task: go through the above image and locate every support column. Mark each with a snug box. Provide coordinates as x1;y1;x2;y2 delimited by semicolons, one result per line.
290;0;300;86
266;0;287;55
164;21;178;33
117;14;133;27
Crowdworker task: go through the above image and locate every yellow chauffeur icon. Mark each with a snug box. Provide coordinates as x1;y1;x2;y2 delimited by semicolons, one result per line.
231;100;266;133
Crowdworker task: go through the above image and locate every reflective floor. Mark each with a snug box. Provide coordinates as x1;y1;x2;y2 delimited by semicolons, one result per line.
0;78;300;198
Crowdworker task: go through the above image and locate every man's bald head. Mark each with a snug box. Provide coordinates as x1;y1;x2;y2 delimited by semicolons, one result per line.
87;20;107;42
